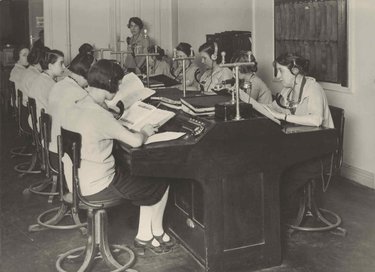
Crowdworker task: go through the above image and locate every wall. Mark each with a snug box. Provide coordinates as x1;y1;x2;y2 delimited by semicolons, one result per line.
44;0;175;63
177;0;252;53
252;0;375;188
28;0;43;45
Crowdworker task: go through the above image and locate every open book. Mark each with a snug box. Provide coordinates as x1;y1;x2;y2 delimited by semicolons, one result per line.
106;72;155;111
119;101;175;132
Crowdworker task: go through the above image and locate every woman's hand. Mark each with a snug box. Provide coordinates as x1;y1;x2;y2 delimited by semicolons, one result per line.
140;124;158;138
263;105;286;120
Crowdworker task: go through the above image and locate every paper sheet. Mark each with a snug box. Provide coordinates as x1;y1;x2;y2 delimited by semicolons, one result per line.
145;132;186;145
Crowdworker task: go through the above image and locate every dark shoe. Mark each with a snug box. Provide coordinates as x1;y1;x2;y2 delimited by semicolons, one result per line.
153;232;177;249
133;237;170;255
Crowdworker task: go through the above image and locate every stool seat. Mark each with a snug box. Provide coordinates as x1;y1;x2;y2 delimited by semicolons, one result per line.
63;192;125;209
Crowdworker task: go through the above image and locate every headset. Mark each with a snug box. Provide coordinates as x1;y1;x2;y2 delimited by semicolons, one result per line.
290;59;301;75
211;42;218;61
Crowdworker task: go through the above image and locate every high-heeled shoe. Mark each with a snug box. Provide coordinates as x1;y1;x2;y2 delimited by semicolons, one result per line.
153;232;177;249
133;237;171;255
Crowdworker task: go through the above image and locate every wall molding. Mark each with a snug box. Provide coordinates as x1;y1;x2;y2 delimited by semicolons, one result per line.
341;163;375;189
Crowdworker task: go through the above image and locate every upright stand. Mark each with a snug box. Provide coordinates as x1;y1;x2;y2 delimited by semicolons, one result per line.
134;45;159;88
93;47;112;59
110;51;131;67
172;48;195;97
219;51;255;121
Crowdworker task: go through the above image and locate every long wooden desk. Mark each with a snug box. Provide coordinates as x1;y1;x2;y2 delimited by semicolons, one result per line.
114;90;337;272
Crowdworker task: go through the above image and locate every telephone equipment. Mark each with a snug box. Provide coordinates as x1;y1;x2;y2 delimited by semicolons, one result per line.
174;114;206;137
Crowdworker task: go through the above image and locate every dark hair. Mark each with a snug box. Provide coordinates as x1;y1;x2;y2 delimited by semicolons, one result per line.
27;46;47;65
13;45;28;62
78;43;94;55
198;41;222;64
176;42;192;57
231;50;258;73
40;49;64;70
127;17;144;29
148;45;165;61
68;53;95;79
274;53;309;75
87;59;124;93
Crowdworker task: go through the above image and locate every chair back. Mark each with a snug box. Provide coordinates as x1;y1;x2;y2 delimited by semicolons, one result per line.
40;110;58;176
58;128;102;209
28;97;44;165
16;90;25;134
329;106;345;173
9;81;17;111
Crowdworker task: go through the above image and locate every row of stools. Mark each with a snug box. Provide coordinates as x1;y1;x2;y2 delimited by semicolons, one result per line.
8;82;137;272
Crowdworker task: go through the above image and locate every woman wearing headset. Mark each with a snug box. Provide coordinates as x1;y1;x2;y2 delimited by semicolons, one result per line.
198;41;233;95
266;53;333;128
266;53;334;205
231;50;272;104
124;17;150;74
172;42;200;91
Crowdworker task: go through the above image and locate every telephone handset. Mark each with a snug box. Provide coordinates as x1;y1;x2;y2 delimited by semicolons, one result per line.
176;114;206;136
109;100;125;120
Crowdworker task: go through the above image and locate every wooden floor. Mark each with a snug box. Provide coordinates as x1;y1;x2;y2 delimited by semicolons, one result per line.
1;108;375;272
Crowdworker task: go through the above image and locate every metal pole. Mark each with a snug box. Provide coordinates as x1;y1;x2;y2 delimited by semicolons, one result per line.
234;66;242;120
182;59;186;97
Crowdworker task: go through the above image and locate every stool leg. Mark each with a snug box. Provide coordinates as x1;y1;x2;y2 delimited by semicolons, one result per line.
76;209;98;272
14;151;41;177
48;175;58;203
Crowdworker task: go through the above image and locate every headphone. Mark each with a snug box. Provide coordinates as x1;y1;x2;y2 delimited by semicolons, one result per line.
211;42;218;61
290;59;301;75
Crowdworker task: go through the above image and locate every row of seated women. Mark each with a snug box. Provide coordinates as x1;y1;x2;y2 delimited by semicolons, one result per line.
9;32;333;256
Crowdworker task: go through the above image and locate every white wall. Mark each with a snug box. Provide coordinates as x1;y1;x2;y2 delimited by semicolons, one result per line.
44;0;175;63
177;0;253;53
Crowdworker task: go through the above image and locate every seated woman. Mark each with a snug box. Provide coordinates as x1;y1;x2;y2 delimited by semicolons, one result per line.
9;45;29;106
266;53;334;201
61;59;174;254
78;43;94;56
19;46;46;107
198;41;233;95
148;45;173;78
47;53;95;167
171;42;200;91
28;49;65;128
124;17;150;74
231;50;272;104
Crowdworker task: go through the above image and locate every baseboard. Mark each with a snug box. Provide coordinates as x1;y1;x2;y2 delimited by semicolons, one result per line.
341;163;375;189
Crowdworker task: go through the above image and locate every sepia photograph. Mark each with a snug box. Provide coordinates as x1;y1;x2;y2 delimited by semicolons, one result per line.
0;0;374;271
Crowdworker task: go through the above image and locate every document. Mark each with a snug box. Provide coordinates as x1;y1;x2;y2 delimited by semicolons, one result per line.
105;72;155;111
240;90;281;125
145;131;186;145
119;101;175;132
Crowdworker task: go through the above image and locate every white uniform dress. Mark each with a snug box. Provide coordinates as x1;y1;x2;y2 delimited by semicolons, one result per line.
47;76;88;153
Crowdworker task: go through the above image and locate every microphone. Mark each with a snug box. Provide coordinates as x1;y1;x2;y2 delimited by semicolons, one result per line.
221;78;235;86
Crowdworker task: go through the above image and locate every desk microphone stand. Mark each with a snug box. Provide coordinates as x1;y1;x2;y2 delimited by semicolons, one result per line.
219;51;255;121
172;48;195;97
134;44;159;88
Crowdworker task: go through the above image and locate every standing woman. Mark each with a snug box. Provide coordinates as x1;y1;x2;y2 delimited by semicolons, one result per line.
9;45;29;106
62;59;174;254
28;49;65;125
198;41;233;95
171;42;200;91
124;17;150;74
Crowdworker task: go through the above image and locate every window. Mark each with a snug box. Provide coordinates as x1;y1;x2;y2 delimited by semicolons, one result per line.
274;0;348;87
